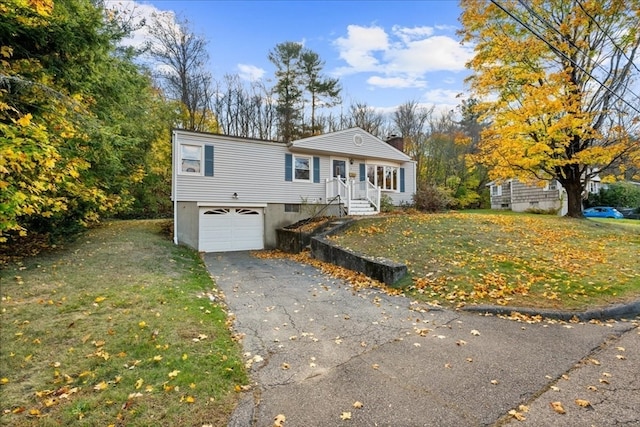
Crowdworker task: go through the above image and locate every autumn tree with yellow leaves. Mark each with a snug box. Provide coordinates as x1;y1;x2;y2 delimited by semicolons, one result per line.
1;0;178;244
459;0;640;217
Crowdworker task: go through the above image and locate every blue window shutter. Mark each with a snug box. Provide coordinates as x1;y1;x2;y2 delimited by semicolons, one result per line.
313;157;320;183
204;145;214;176
285;154;292;181
400;168;405;192
359;163;366;181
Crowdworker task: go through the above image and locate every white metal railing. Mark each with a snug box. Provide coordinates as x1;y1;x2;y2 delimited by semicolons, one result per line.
325;177;380;214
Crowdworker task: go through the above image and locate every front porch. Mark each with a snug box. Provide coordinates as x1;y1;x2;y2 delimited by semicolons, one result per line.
325;177;380;216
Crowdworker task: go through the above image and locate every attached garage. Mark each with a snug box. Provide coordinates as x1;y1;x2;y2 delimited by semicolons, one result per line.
199;207;264;252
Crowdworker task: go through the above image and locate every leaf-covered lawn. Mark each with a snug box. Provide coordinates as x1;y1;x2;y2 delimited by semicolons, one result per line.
330;212;640;309
0;220;247;426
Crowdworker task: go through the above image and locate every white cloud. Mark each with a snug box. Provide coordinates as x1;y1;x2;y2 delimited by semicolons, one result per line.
391;25;434;44
237;64;265;82
385;35;472;73
334;25;389;73
367;75;427;89
422;88;464;105
421;88;466;116
333;24;474;91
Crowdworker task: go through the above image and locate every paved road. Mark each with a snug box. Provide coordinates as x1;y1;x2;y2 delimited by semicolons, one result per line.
204;252;639;427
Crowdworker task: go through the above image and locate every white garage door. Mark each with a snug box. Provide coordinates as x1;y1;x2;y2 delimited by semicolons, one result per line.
199;207;264;252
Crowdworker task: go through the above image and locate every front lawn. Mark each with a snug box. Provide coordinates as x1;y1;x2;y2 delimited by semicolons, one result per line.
0;220;247;426
330;212;640;310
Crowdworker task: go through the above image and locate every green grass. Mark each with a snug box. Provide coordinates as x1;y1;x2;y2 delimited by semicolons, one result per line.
331;211;640;310
0;220;247;426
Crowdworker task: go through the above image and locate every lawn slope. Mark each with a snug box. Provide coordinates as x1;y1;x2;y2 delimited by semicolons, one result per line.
332;212;640;310
0;220;247;426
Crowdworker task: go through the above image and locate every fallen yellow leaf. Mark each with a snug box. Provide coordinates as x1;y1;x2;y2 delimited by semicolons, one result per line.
94;381;108;391
508;409;526;421
94;296;106;303
550;401;565;414
273;414;286;427
168;370;180;379
135;378;144;389
340;411;352;420
353;401;363;408
184;395;195;403
575;399;591;408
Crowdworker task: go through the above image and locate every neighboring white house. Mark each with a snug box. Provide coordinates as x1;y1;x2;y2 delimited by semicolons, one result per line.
488;176;603;215
172;127;416;252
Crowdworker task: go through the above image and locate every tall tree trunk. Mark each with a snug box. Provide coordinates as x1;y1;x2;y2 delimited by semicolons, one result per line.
563;176;584;218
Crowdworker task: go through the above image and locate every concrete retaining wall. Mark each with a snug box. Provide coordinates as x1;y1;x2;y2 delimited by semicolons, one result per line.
310;220;408;286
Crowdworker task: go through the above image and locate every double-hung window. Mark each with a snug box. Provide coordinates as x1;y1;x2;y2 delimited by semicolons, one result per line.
181;145;201;174
294;155;311;181
180;144;214;176
491;184;502;196
545;179;558;191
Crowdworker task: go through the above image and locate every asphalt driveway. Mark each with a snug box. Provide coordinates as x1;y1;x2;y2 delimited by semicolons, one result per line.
204;251;639;427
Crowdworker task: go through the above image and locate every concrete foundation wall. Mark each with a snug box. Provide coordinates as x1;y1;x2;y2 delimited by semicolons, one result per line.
176;201;348;251
512;199;561;213
265;203;345;248
176;201;199;250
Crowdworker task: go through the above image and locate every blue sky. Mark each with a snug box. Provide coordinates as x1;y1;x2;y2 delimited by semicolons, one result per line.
108;0;473;115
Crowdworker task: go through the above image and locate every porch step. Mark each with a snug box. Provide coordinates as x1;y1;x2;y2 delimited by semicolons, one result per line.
348;200;377;216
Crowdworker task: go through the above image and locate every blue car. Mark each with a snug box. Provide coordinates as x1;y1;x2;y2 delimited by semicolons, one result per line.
583;206;624;219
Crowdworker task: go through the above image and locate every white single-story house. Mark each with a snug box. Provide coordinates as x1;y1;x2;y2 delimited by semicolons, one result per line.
172;127;416;252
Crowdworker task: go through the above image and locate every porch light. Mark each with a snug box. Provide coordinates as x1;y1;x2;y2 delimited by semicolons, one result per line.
232;192;239;199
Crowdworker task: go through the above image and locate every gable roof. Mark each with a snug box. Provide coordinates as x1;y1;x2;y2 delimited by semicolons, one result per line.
288;127;412;162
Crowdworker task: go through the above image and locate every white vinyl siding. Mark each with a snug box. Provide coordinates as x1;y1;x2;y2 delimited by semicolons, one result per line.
173;129;417;207
173;132;327;204
290;128;411;162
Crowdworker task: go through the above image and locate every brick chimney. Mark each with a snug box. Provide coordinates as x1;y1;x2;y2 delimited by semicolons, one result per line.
386;134;404;152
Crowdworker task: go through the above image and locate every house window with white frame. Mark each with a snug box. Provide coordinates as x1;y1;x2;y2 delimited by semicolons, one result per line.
546;179;558;191
181;144;201;174
491;184;502;196
367;164;399;191
294;155;311;181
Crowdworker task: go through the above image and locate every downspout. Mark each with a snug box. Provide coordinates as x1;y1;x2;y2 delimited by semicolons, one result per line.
172;131;178;245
